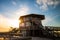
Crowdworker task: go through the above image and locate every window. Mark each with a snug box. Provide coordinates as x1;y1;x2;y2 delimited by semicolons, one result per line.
26;22;31;26
19;23;25;27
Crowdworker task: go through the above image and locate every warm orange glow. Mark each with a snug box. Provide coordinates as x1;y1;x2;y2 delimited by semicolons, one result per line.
0;6;29;32
19;20;21;23
0;27;10;32
54;31;60;33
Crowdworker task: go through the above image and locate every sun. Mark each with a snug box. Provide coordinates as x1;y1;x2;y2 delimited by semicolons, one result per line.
9;19;19;28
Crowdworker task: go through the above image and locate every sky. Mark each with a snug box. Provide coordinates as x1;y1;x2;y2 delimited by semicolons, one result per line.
0;0;60;32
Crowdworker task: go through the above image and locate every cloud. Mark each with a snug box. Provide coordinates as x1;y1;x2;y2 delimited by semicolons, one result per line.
0;14;13;32
42;14;60;26
36;0;60;10
12;1;17;6
11;5;29;27
0;14;12;28
0;14;19;28
0;5;29;29
2;5;29;19
42;16;53;26
13;5;29;19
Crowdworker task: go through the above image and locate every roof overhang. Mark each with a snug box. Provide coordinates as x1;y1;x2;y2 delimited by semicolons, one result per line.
19;14;45;20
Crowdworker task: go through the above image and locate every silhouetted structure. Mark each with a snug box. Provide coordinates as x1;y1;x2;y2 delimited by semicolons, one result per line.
19;14;45;37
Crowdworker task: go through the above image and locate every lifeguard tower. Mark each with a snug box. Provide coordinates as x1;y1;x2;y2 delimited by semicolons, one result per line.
19;14;45;37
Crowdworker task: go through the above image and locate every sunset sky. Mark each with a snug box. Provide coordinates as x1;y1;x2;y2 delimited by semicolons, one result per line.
0;0;60;32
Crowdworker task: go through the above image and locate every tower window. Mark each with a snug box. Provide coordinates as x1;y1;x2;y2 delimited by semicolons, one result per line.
20;23;25;27
26;22;31;27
